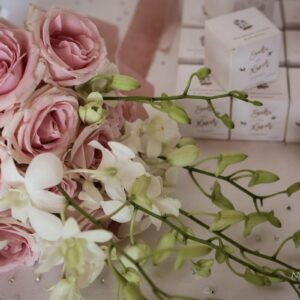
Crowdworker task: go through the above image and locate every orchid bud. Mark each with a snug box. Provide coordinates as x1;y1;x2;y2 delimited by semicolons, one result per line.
166;144;200;167
85;91;103;104
168;105;191;125
79;101;107;125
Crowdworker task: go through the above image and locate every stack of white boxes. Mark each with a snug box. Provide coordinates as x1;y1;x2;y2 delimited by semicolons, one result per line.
177;0;300;143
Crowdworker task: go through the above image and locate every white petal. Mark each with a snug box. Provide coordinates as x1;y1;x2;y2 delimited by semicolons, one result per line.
150;205;162;230
101;200;132;223
146;138;162;158
11;205;30;224
79;230;112;243
25;153;63;192
29;207;63;241
147;176;162;199
62;218;81;239
154;197;181;217
30;190;65;213
1;157;24;186
104;178;126;201
108;141;135;160
88;141;115;168
0;240;8;250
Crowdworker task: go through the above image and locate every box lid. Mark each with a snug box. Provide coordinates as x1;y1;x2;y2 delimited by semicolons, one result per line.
205;7;281;48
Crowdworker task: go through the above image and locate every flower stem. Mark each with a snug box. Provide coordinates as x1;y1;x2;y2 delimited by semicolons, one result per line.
57;185;102;228
179;209;300;272
273;236;293;258
130;208;137;245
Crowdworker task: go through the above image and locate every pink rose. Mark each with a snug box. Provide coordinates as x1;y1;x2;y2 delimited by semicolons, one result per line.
3;86;79;163
0;218;38;273
121;102;149;122
0;21;45;127
49;176;77;198
26;6;107;86
70;103;125;169
0;145;8;197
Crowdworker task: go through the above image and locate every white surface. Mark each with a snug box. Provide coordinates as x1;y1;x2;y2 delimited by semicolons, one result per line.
1;1;300;300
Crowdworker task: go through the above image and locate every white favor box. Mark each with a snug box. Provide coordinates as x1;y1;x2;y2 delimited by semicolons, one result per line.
286;69;300;143
182;0;207;28
231;68;289;141
178;28;205;64
204;0;275;19
176;65;230;140
286;31;300;67
283;0;300;29
205;8;281;91
279;32;286;66
271;0;283;30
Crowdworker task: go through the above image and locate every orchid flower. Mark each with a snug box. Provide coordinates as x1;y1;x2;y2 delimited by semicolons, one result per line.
78;141;147;223
136;175;181;230
0;153;65;241
37;218;112;288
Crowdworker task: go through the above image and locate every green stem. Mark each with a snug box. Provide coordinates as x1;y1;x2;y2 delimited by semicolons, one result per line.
57;185;102;228
189;171;211;199
113;242;198;300
226;258;244;277
183;72;197;95
179;209;300;272
130;208;137;245
273;236;293;258
129;201;298;285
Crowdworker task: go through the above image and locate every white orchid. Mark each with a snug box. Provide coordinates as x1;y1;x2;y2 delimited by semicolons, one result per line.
77;141;147;223
0;153;65;241
37;218;112;288
131;174;181;230
122;106;181;158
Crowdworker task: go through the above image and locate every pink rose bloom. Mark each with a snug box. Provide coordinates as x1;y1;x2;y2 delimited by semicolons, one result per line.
0;21;45;127
70;103;125;169
0;218;38;273
49;176;77;198
3;86;79;163
26;5;107;86
121;102;149;122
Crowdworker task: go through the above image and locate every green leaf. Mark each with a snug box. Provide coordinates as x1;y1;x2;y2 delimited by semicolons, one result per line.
174;242;212;270
286;182;300;197
248;170;279;187
265;211;281;228
210;210;246;232
215;246;234;264
219;113;234;129
244;267;268;286
193;259;214;277
166;145;200;167
129;175;152;210
123;283;147;300
108;74;140;91
168;105;191;124
195;67;211;80
211;181;235;210
244;211;281;237
153;231;177;265
215;153;248;176
292;229;300;248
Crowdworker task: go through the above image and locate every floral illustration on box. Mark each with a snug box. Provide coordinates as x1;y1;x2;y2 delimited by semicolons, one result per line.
1;5;300;300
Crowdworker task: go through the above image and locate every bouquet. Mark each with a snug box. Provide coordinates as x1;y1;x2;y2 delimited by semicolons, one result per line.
1;5;300;300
